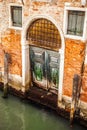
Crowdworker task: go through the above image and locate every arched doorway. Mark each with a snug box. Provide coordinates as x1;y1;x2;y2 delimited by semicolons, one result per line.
27;19;61;92
21;15;65;102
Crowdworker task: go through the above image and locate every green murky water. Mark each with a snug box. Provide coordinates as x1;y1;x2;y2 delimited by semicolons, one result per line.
0;91;86;130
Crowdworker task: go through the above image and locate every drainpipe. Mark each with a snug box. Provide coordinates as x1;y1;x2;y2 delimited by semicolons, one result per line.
18;0;24;5
21;0;24;5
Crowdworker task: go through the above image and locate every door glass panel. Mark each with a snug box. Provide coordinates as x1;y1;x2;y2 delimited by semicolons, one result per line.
30;46;47;89
47;50;59;89
34;63;43;81
51;68;59;88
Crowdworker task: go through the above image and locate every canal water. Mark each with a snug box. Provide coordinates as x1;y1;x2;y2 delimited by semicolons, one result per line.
0;91;86;130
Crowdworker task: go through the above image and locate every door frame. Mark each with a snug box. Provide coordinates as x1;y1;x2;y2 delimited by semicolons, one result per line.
21;15;65;103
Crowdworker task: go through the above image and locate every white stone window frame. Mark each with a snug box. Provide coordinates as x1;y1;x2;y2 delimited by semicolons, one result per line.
63;6;87;41
9;3;23;30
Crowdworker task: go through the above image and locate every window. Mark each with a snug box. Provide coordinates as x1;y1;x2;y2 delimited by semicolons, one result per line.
64;6;87;41
11;6;22;27
67;11;85;36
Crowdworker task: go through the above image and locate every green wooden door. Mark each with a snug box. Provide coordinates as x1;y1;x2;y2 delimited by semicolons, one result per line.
30;46;59;90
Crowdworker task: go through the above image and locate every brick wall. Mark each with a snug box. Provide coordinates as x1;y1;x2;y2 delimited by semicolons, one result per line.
0;1;9;32
0;0;87;104
63;39;85;97
81;65;87;102
0;29;22;76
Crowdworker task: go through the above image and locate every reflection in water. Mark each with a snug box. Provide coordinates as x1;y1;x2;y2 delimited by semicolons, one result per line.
0;91;86;130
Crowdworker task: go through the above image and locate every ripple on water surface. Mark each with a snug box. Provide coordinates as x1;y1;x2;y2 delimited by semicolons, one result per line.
0;91;86;130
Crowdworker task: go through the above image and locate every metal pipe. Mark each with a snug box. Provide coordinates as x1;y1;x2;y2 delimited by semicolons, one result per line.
21;0;24;5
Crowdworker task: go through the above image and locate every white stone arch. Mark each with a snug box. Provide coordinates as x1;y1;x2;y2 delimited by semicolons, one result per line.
21;14;65;103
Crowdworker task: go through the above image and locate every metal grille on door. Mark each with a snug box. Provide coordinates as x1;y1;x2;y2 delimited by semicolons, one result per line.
27;19;61;51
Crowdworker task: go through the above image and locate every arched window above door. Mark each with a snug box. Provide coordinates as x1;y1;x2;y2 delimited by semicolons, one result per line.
27;18;61;51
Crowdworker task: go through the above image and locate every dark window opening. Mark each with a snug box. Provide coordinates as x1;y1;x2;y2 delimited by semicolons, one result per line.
67;11;85;36
11;6;22;27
